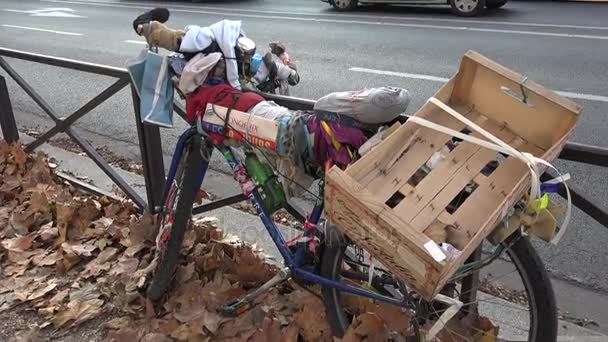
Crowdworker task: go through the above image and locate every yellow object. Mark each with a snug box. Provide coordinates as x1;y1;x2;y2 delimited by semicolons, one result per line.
530;193;549;213
320;120;353;159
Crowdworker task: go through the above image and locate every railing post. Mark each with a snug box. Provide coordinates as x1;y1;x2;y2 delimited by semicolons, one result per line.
0;76;19;143
131;84;166;213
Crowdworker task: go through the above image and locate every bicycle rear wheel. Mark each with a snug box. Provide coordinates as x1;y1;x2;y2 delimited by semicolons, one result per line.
320;224;557;341
147;136;204;303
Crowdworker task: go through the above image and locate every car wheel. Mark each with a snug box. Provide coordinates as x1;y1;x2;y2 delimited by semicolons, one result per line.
486;0;507;8
450;0;486;16
331;0;358;11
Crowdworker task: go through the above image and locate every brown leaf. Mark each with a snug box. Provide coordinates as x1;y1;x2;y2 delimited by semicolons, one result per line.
29;191;50;214
173;305;225;333
9;326;40;342
39;223;58;241
32;250;61;267
104;317;133;330
3;264;28;277
57;243;82;273
124;243;146;257
281;324;299;342
70;200;100;240
372;301;412;335
293;299;333;341
107;325;145;342
52;298;104;328
128;212;156;245
250;316;283;342
69;283;101;302
68;242;97;258
1;235;34;252
27;281;58;301
215;307;262;340
81;247;118;279
48;289;69;306
9;210;35;235
170;323;201;341
141;333;172;342
109;257;139;277
55;204;75;247
176;262;196;284
10;143;27;168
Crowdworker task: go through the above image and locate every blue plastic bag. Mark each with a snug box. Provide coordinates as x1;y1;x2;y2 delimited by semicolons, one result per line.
126;48;175;128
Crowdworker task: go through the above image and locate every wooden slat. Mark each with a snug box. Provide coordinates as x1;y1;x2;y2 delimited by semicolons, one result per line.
447;137;544;251
409;147;498;231
463;57;579;150
346;79;457;183
364;105;469;202
407;115;519;231
324;167;443;299
392;112;487;223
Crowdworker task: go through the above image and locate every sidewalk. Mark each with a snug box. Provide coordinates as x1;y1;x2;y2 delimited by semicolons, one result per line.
8;132;608;340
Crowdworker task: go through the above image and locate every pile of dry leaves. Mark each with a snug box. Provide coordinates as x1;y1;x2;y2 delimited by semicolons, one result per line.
0;141;500;342
0;141;416;342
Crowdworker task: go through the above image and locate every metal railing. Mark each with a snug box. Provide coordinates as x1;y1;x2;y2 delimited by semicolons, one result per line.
0;47;607;230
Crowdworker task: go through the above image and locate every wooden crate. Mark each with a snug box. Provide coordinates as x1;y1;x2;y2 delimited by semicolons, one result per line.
324;50;582;300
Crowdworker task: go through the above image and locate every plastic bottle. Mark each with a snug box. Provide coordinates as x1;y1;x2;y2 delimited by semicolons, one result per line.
245;153;286;213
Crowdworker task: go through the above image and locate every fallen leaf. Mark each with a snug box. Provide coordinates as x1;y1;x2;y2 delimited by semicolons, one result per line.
70;200;100;240
1;235;34;252
10;143;27;168
293;299;333;341
32;250;61;267
176;262;196;284
104;317;133;330
27;281;58;301
281;324;299;342
250;316;283;342
128;212;156;245
68;242;97;258
3;264;28;277
57;243;81;273
48;289;69;306
9;326;40;342
69;283;101;302
106;325;145;342
9;210;35;235
124;243;146;257
55;204;75;246
29;191;50;214
141;333;172;342
52;298;104;328
39;223;58;241
81;247;118;279
109;257;139;277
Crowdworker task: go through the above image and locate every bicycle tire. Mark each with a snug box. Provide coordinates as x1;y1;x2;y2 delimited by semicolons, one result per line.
320;225;557;341
147;136;203;302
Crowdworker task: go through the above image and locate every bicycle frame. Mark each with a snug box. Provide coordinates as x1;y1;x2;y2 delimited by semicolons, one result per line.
163;127;409;308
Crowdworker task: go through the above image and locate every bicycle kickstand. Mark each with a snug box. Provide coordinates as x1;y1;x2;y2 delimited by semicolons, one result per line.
219;267;291;317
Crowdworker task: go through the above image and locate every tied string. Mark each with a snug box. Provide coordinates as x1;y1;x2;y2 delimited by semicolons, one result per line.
403;97;571;245
282;216;317;254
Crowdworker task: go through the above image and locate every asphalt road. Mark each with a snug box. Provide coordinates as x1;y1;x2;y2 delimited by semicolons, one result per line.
1;0;608;295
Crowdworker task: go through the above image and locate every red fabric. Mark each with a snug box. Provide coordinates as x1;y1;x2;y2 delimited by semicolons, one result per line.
185;83;265;123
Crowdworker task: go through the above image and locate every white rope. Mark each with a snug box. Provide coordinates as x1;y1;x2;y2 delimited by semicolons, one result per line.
403;98;571;245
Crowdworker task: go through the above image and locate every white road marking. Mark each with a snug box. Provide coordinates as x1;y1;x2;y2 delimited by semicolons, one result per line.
2;7;84;17
41;0;608;41
350;67;608;103
1;24;83;36
124;40;147;45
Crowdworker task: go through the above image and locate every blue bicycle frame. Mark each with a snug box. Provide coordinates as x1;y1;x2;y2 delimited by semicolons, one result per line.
163;127;408;308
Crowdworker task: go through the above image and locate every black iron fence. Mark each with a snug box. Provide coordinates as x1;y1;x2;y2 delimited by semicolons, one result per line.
0;47;607;230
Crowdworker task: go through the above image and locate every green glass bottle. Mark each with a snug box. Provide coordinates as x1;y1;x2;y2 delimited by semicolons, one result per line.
245;153;286;213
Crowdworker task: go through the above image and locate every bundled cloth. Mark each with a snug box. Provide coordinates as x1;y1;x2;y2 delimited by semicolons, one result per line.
185;83;265;123
179;20;243;89
314;86;410;125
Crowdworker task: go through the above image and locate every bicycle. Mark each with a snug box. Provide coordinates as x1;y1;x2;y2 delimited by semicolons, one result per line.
142;104;558;341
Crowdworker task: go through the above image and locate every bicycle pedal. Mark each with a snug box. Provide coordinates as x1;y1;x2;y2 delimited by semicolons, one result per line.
219;299;253;317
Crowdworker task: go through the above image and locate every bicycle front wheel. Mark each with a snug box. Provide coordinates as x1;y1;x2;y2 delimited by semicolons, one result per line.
147;136;204;303
320;225;557;341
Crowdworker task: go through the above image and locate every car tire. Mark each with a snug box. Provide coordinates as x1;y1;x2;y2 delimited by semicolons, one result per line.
486;0;507;9
331;0;358;11
450;0;486;16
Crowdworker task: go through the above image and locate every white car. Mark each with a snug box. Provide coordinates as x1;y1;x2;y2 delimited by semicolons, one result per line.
322;0;507;16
